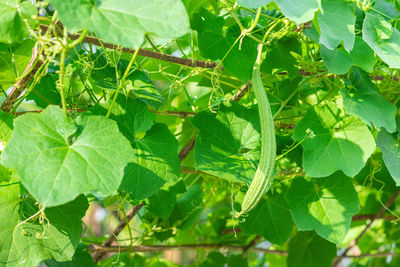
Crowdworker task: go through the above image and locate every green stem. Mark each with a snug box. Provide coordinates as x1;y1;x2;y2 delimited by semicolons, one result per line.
230;9;245;32
273;87;299;119
59;48;68;115
68;29;88;48
239;6;281;21
219;35;242;66
262;18;284;44
145;34;160;52
275;137;306;161
15;46;44;81
106;45;141;118
243;7;262;34
82;221;96;238
11;60;51;113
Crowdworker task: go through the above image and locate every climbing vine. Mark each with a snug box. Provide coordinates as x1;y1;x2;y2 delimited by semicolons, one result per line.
0;0;400;266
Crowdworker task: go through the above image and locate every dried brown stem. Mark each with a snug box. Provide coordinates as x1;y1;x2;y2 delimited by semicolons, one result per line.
230;80;252;102
1;46;43;112
6;24;398;115
90;244;398;260
91;243;288;256
352;214;398;221
345;252;398;259
179;137;196;162
93;203;144;262
40;24;217;69
333;189;400;266
151;110;196;118
243;235;262;255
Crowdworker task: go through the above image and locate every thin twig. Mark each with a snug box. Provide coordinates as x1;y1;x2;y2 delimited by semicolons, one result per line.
6;24;398;115
345;252;398;259
179;137;196;162
40;24;217;69
93;203;144;262
91;243;288;256
152;110;196;118
333;189;400;266
243;235;262;255
90;244;399;260
352;214;398;221
230;80;252;101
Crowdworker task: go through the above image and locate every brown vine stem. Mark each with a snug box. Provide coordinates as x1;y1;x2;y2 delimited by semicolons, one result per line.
333;189;400;267
91;243;288;256
179;137;196;162
243;235;262;255
45;24;400;81
90;244;398;259
352;214;398;221
92;203;144;263
221;213;398;235
39;24;218;69
152;110;196;118
230;80;252;101
345;252;398;259
1;46;43;112
6;24;398;115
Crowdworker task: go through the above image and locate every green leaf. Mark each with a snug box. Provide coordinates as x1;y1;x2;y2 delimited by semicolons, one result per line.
0;163;14;183
90;95;155;142
147;189;176;220
191;8;225;60
182;0;212;18
0;0;37;43
127;71;165;109
319;37;375;74
47;0;190;49
285;173;360;244
341;67;397;133
1;193;88;267
349;36;376;73
240;195;293;245
0;167;19;265
377;129;400;185
362;12;400;69
274;0;320;24
287;231;336;267
237;0;272;8
292;102;376;177
120;123;180;201
318;0;355;52
44;244;95;267
0;110;13;142
87;51;164;108
320;45;352;75
199;251;225;267
373;0;398;19
224;35;258;81
262;37;300;78
304;23;320;43
168;184;203;228
0;39;35;89
227;255;248;267
26;73;61;108
1;105;134;207
191;8;257;81
98;253;145;267
193;102;261;184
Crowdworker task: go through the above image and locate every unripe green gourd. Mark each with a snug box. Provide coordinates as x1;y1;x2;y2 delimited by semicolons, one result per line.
236;45;276;217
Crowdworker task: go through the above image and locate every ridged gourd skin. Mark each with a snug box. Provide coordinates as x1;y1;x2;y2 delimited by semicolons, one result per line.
238;52;276;216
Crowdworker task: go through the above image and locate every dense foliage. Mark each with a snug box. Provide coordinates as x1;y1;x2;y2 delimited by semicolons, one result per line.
0;0;400;266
